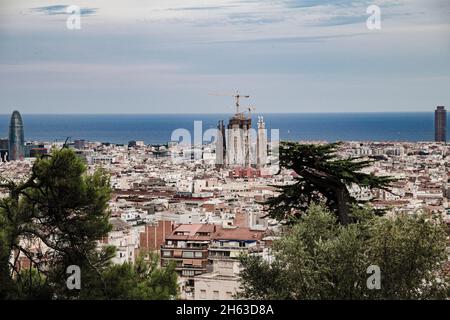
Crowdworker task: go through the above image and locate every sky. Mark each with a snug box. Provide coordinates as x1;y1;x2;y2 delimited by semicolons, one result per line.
0;0;449;114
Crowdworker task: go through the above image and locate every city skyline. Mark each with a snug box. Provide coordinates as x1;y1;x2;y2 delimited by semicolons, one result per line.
0;0;449;114
0;111;447;147
1;1;450;306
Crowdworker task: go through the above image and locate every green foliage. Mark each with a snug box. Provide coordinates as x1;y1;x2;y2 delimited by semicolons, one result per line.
81;253;178;300
366;214;449;299
238;255;289;300
267;142;394;224
239;204;450;300
8;267;53;300
0;149;113;299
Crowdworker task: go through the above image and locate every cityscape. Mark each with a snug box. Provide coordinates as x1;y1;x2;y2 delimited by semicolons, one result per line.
1;0;450;313
0;104;449;300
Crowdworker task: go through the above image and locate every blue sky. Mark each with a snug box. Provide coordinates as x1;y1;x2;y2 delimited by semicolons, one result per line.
0;0;449;114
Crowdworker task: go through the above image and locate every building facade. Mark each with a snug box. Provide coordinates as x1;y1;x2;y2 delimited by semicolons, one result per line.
140;220;174;252
435;106;447;142
215;120;226;167
0;138;8;162
194;226;264;300
194;261;241;300
160;224;215;298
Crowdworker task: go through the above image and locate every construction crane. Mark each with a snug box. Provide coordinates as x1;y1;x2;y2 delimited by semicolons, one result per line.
209;90;250;114
246;105;256;118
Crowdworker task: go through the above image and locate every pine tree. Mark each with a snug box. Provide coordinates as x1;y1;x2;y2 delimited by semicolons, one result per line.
267;142;394;224
0;149;113;299
0;149;178;299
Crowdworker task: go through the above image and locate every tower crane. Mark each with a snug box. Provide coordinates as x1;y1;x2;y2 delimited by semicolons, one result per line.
246;106;256;118
209;90;250;114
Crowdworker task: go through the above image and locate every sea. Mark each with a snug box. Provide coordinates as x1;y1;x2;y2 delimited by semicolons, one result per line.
0;113;447;145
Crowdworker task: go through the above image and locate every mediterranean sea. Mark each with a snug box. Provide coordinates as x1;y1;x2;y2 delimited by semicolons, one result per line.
0;113;447;145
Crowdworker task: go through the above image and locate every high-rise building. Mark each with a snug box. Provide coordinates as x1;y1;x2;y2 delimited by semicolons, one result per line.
0;138;8;150
215;120;226;168
161;224;215;298
435;106;447;143
0;138;8;162
8;110;25;160
74;139;86;150
256;116;268;168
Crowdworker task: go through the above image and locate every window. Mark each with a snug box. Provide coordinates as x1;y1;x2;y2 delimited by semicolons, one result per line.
194;251;203;258
173;250;182;258
229;241;239;247
183;251;194;258
182;270;194;277
163;250;171;257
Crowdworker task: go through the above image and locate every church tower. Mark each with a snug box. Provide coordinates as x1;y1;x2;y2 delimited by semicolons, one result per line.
256;116;267;168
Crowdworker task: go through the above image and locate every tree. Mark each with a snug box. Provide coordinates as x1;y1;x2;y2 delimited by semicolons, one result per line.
81;253;178;300
0;148;114;299
0;149;179;300
238;204;449;300
9;267;53;300
267;142;394;224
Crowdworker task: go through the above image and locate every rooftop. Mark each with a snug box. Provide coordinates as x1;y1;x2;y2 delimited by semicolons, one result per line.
213;226;265;241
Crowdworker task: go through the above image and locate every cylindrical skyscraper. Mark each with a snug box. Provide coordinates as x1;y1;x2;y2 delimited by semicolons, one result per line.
8;110;25;160
435;106;447;143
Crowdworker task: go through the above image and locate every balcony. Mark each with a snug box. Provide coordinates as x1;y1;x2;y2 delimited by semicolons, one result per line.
208;246;247;251
162;255;208;260
161;245;208;250
209;246;263;252
208;255;234;260
176;265;206;270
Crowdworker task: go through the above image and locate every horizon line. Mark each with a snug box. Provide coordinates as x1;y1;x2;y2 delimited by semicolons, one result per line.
0;110;445;116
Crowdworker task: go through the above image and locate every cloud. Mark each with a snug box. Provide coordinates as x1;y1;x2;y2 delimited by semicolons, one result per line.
282;0;372;9
279;0;404;27
227;12;285;25
0;0;448;114
30;5;97;16
313;15;368;27
210;32;374;45
168;5;235;11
